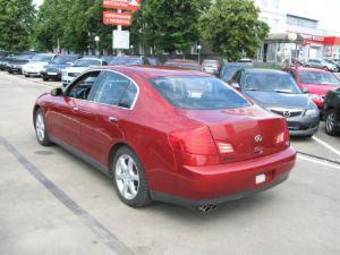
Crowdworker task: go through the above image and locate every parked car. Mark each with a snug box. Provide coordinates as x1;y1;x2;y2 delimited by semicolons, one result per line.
324;88;340;136
0;56;13;71
286;67;340;114
325;59;340;72
304;59;337;72
22;53;56;77
163;59;202;71
201;59;222;75
229;68;320;137
41;54;81;81
33;67;296;209
7;53;36;74
109;56;151;66
220;63;251;83
61;57;107;86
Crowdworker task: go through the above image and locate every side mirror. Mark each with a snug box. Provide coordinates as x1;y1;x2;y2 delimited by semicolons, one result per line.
231;82;241;90
51;87;63;96
302;88;309;94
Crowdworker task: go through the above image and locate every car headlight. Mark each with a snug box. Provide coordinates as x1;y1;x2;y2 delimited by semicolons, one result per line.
305;108;320;118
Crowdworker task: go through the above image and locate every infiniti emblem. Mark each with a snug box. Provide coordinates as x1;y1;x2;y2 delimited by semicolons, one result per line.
254;135;263;143
283;111;291;118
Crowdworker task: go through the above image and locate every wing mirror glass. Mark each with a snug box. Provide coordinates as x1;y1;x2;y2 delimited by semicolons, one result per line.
51;87;63;97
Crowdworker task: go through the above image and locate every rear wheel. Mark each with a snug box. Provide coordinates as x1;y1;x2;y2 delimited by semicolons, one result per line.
42;76;49;81
325;109;339;136
34;109;52;146
112;147;151;207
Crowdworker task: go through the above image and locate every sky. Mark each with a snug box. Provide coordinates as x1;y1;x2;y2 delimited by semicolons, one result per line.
32;0;340;34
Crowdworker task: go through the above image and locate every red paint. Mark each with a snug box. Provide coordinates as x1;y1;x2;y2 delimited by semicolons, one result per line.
35;66;296;203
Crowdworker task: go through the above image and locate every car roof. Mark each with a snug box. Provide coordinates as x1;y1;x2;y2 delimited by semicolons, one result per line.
99;65;209;79
291;66;329;73
243;68;287;75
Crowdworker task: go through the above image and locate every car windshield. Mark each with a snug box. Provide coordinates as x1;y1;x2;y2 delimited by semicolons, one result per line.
74;59;101;67
151;76;250;110
244;72;301;94
221;66;242;81
15;55;34;61
110;57;142;65
51;56;78;64
300;71;340;85
31;54;53;62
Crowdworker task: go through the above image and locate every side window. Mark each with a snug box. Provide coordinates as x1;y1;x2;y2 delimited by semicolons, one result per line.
92;71;138;109
232;70;241;83
67;71;100;100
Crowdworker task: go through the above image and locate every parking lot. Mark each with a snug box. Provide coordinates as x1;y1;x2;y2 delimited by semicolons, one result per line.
1;71;340;255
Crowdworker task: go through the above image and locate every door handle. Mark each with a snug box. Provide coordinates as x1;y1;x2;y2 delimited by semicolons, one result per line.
108;116;119;123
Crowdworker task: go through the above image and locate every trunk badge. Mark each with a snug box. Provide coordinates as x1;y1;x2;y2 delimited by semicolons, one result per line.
254;135;263;143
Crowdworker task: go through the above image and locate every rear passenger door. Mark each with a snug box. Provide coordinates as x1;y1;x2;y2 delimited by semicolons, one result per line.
77;70;139;167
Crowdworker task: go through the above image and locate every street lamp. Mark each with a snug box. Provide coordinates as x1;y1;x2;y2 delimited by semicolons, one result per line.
197;44;202;64
94;36;100;56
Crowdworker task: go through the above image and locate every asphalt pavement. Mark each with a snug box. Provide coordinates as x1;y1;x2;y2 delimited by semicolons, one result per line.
0;72;340;255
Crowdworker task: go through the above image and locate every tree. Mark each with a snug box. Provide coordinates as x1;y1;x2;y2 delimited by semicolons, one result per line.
198;0;269;61
141;0;210;54
0;0;35;51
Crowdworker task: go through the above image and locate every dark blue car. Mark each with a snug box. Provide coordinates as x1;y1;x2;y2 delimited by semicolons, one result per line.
41;54;81;81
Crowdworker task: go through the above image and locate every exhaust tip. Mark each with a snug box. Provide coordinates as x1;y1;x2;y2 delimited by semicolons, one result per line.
195;204;218;215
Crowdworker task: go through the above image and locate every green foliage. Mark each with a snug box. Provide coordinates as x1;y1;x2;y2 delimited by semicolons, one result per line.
198;0;269;61
140;0;210;54
0;0;35;51
34;0;113;53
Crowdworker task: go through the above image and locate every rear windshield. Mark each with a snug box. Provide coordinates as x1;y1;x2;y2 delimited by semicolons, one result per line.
151;76;250;110
300;71;340;85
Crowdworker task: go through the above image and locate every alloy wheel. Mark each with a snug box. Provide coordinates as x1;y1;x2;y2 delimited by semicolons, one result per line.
115;154;140;200
35;113;45;141
326;112;335;133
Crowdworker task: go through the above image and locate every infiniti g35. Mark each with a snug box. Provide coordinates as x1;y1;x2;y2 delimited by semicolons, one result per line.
33;66;296;209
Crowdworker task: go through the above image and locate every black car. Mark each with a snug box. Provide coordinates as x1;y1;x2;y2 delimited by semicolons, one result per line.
324;88;340;136
7;53;36;74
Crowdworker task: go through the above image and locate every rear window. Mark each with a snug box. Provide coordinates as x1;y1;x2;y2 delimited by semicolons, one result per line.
151;76;250;110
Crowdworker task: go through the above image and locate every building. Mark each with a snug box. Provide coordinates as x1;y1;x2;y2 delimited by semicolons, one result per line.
254;0;336;62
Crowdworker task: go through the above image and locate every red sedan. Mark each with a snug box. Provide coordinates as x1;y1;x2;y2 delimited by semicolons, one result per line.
286;67;340;110
33;66;296;209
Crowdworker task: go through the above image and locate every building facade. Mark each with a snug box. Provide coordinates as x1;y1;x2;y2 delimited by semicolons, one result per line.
254;0;339;62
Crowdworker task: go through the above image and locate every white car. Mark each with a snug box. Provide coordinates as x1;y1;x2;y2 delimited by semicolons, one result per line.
61;58;107;86
22;53;56;77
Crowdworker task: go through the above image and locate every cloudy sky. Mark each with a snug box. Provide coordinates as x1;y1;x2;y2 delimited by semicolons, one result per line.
32;0;340;34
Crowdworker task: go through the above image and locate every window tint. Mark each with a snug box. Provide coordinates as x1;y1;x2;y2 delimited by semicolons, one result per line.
92;71;137;108
151;76;250;110
67;71;100;100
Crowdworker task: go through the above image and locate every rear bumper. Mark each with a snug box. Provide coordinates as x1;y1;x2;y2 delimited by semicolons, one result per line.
151;147;296;206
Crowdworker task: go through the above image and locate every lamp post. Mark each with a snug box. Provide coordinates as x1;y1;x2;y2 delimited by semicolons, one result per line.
94;36;100;57
130;45;134;55
197;44;202;64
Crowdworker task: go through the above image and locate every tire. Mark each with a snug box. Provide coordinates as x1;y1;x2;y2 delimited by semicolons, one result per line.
25;74;29;78
112;146;151;208
325;109;339;136
42;76;49;81
34;108;53;146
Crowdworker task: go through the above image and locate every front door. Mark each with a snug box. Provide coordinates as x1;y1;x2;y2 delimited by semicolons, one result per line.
77;70;139;167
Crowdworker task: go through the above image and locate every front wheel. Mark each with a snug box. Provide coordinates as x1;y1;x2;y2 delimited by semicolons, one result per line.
112;147;151;208
34;109;53;146
325;109;339;136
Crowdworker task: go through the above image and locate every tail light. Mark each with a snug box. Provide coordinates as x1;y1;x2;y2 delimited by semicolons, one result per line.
169;126;220;166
